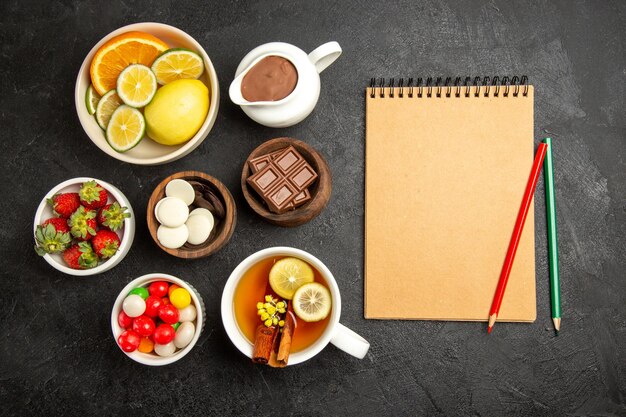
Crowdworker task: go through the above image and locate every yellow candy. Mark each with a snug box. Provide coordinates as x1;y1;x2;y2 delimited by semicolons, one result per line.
278;320;285;327
264;319;272;327
260;312;270;321
256;302;264;310
170;288;191;309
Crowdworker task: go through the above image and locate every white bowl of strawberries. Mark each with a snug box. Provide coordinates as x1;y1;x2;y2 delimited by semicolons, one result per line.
33;177;135;276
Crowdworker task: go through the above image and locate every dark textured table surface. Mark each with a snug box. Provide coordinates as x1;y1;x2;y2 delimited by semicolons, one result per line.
1;1;624;416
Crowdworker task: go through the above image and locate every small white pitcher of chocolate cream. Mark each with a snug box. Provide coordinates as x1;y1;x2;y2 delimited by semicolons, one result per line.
229;41;342;128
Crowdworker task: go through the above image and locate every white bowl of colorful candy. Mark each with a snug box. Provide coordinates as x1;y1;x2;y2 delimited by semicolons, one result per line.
111;273;205;366
33;177;135;276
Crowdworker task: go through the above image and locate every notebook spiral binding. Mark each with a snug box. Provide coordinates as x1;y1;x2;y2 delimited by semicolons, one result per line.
369;75;529;98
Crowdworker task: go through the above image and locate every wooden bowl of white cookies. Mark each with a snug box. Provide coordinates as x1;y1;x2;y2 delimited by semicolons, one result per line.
146;171;236;259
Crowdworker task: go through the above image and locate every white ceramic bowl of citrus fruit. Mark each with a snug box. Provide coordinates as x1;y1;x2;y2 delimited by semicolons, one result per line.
75;22;219;165
33;177;135;276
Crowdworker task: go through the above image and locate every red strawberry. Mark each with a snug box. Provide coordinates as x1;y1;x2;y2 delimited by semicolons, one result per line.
34;220;72;256
97;202;130;231
47;193;81;218
79;180;108;210
42;217;70;234
68;206;97;240
62;242;99;269
91;229;121;258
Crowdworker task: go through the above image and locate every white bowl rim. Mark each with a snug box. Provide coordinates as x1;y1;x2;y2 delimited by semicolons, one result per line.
32;177;135;276
220;247;342;366
74;22;220;165
110;273;204;366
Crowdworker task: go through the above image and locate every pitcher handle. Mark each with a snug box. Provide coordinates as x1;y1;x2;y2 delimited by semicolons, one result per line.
330;322;369;359
308;42;342;74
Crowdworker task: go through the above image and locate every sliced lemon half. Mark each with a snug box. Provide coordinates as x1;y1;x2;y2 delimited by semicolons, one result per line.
116;64;157;108
292;282;332;322
151;48;205;85
95;89;123;129
269;257;314;300
106;104;145;153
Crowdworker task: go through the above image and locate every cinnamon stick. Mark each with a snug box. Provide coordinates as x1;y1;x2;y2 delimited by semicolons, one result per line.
252;324;278;364
269;304;297;368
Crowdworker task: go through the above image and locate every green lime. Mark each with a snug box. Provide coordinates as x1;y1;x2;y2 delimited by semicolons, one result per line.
85;85;101;115
116;64;157;108
95;89;123;129
106;105;145;153
151;48;205;85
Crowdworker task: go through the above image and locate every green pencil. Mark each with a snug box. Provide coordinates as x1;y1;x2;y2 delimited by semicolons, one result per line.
543;138;561;334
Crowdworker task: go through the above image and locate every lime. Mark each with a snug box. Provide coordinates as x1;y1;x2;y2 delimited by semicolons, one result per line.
151;48;205;85
144;79;209;146
292;283;332;322
116;64;157;108
106;105;145;152
269;257;314;300
95;89;123;129
85;85;101;115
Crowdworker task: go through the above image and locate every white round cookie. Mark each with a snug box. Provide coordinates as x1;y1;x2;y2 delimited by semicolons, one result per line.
165;179;195;206
154;197;169;223
156;197;189;227
157;224;189;249
185;213;214;245
189;207;214;220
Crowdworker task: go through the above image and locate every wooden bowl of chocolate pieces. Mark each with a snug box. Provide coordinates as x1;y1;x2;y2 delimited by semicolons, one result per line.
241;137;332;227
147;171;236;258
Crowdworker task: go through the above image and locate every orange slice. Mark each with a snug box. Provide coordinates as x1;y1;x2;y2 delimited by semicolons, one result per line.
90;31;168;96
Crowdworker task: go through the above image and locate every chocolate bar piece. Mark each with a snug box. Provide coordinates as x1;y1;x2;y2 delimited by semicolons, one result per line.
246;146;318;213
292;188;311;207
248;147;290;174
248;154;273;173
265;180;300;213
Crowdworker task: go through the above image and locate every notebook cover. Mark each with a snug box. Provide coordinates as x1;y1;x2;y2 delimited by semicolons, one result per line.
364;86;536;321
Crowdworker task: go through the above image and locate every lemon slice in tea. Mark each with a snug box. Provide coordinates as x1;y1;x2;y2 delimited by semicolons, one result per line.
85;85;101;115
151;48;205;85
116;64;157;108
95;89;123;129
269;257;314;300
292;282;332;322
106;105;145;153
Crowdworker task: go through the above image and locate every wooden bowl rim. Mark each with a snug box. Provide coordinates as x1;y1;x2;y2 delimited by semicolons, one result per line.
147;171;236;258
241;137;332;226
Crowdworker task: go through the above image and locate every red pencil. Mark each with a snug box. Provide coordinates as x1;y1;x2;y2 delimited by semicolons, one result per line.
488;143;548;334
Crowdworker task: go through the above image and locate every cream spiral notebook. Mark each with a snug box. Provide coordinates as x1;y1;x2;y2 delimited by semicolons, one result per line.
365;76;536;321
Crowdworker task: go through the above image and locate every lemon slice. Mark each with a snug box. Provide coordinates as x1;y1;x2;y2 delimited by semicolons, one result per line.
85;85;100;115
269;257;314;300
106;105;145;152
293;283;332;322
116;64;157;108
95;89;123;129
151;48;205;85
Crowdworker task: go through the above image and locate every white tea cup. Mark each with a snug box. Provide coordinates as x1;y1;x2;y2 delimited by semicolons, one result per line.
221;247;369;365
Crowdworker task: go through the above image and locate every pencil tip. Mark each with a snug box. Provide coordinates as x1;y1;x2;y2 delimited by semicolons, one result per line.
487;326;492;334
555;329;559;336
